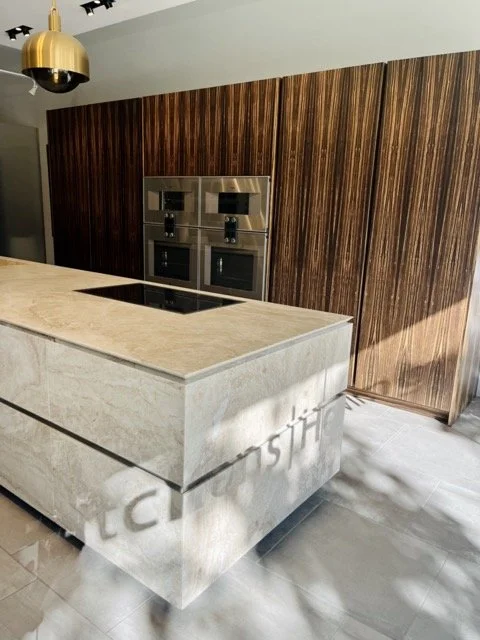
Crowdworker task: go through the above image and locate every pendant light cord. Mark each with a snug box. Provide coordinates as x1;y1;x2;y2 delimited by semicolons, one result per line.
0;69;38;95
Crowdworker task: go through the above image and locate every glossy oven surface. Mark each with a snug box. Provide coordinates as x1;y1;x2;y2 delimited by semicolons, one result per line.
200;177;270;232
200;228;266;300
144;224;199;290
144;177;200;226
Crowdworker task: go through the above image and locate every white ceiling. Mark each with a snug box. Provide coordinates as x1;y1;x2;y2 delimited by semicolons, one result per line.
1;0;199;49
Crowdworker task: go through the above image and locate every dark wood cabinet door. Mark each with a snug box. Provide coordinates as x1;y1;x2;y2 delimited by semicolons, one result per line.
269;64;385;379
355;52;480;411
223;79;280;175
47;107;91;271
143;79;279;177
143;87;224;176
88;99;143;278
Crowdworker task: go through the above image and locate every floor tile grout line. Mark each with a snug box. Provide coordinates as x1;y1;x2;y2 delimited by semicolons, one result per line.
253;561;399;640
370;423;410;457
0;575;37;604
105;594;155;634
402;553;449;639
317;490;463;561
254;499;326;563
34;575;112;636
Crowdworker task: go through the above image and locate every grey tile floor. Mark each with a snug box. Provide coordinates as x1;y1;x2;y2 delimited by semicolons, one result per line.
0;395;479;639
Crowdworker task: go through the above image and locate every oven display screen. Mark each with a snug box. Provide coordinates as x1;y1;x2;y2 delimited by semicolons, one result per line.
162;191;185;212
218;192;250;215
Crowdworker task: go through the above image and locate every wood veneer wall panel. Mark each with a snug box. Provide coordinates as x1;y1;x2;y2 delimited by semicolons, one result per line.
47;107;91;271
223;79;280;175
143;88;224;176
269;64;385;380
355;52;480;411
88;99;143;278
143;80;279;177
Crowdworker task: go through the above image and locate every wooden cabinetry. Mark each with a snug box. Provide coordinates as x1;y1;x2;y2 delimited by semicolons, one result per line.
47;106;91;271
269;64;385;381
143;79;280;176
355;52;480;421
47;98;143;278
87;99;143;278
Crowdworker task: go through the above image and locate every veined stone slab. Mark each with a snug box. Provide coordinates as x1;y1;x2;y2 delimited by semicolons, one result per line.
0;395;344;608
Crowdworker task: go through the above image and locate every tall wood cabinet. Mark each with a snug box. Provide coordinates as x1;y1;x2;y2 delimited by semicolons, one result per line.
47;106;91;271
47;98;143;279
142;79;280;176
46;55;480;422
269;64;385;381
355;52;480;421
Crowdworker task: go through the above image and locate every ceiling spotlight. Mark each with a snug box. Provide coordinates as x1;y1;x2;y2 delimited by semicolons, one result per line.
105;1;114;8
6;25;33;41
81;3;95;16
22;0;90;94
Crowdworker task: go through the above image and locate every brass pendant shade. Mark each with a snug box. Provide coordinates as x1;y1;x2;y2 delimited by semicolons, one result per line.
22;0;90;94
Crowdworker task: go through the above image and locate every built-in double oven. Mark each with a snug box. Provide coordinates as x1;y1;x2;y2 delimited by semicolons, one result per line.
144;176;270;300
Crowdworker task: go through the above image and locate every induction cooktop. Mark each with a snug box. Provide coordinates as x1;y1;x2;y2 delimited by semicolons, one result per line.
77;283;243;315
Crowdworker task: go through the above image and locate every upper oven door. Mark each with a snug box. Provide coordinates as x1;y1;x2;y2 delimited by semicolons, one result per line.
144;223;199;290
200;177;270;232
144;177;200;227
200;228;267;301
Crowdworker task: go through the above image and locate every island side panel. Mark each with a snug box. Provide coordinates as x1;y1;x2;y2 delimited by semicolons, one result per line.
0;402;55;517
183;322;352;486
181;395;346;607
47;341;186;484
0;324;50;418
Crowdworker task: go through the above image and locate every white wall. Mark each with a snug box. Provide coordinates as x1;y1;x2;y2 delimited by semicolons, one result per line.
2;0;480;261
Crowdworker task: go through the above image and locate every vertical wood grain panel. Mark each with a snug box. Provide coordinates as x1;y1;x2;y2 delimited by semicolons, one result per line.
143;87;224;176
356;52;480;411
47;107;91;271
223;79;280;175
269;64;385;381
88;99;143;279
143;79;279;177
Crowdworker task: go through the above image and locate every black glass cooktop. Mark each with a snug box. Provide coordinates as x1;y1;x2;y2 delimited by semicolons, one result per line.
77;283;242;315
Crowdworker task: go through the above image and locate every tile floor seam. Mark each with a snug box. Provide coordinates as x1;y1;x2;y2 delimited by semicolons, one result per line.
255;561;401;640
317;491;454;561
259;503;453;639
254;498;326;564
105;594;155;634
401;553;449;639
370;423;410;457
0;574;37;604
34;575;111;637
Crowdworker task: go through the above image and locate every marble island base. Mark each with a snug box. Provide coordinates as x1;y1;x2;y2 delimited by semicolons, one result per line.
0;261;352;608
1;394;344;608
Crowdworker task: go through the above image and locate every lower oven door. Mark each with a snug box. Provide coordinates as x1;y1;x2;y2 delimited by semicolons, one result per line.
144;224;199;289
200;229;267;300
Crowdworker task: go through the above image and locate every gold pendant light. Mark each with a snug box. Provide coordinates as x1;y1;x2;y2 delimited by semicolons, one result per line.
22;0;90;94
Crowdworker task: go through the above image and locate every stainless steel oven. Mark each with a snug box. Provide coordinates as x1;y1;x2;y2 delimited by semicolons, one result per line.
144;223;199;290
200;177;270;232
200;228;267;300
144;177;200;227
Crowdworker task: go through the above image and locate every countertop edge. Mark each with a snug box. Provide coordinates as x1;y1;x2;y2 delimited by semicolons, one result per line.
0;316;353;384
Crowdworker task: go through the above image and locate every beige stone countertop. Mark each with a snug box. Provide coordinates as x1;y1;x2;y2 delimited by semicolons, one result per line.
0;257;351;380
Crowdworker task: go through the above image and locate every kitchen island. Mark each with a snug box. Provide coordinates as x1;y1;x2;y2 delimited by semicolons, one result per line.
0;257;352;608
